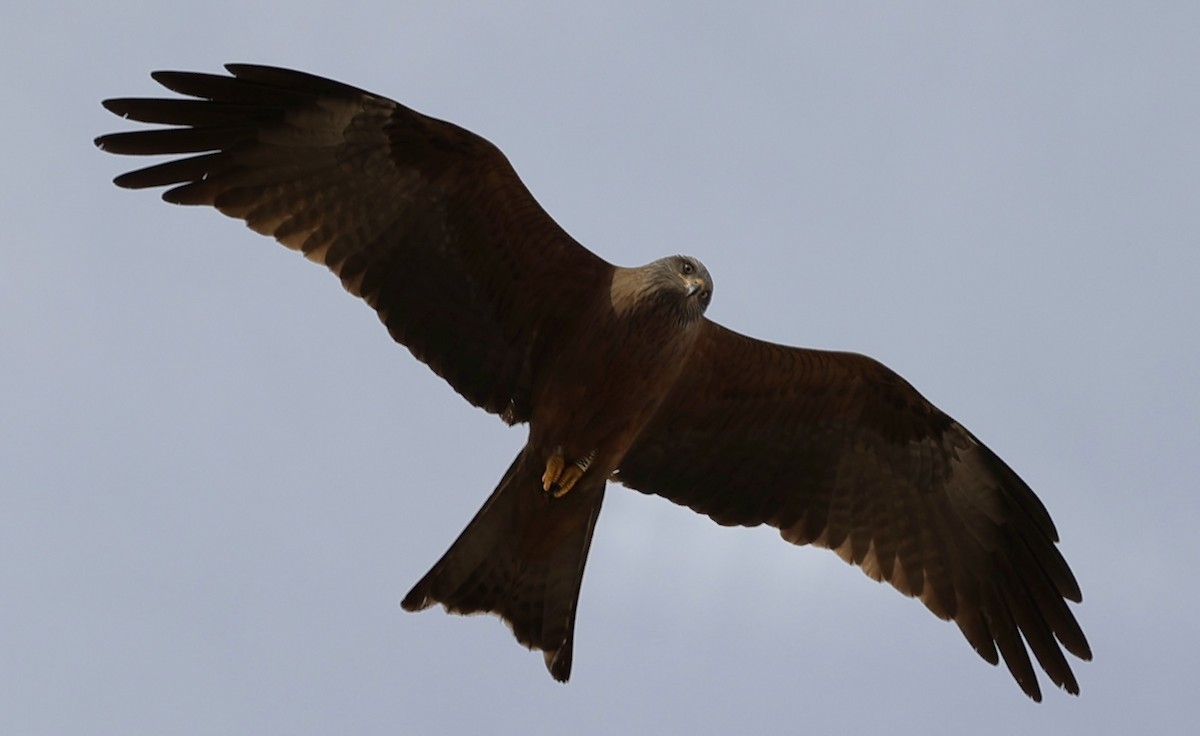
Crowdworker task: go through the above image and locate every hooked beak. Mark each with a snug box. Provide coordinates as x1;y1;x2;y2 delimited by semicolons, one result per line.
683;277;705;297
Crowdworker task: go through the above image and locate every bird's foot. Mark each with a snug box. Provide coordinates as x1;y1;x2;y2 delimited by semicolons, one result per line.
542;449;596;498
542;451;565;492
550;463;586;498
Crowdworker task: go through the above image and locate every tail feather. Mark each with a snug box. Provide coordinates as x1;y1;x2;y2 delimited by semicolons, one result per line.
402;447;605;681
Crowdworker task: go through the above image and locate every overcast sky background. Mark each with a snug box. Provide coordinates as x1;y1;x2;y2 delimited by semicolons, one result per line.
3;2;1197;734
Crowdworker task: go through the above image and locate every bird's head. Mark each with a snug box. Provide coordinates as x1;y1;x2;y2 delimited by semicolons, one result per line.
651;254;712;323
609;255;713;325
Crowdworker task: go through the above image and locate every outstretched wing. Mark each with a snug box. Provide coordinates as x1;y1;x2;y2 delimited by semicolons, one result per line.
615;320;1091;701
96;64;611;423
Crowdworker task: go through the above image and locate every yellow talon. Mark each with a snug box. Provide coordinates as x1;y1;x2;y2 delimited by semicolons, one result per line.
551;464;585;498
542;451;565;492
542;449;596;497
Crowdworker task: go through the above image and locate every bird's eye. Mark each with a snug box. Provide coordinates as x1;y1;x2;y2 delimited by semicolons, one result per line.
681;261;694;275
700;290;711;302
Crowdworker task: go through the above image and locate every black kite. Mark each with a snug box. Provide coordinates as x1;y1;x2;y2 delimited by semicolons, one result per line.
96;64;1090;700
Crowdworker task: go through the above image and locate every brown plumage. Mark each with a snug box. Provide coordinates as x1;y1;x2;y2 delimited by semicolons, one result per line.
96;64;1090;700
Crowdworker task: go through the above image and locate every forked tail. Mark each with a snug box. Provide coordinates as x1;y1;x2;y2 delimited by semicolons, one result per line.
401;447;605;681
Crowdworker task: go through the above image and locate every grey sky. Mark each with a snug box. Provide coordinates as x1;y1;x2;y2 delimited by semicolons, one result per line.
4;2;1197;734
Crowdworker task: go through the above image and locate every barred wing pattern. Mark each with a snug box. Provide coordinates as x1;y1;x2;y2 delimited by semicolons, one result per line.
97;64;611;423
617;322;1091;701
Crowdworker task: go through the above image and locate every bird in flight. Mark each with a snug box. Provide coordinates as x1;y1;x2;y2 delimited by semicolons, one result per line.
96;64;1090;700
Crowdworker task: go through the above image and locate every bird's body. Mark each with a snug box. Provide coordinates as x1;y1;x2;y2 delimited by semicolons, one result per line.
405;257;712;677
531;260;711;478
97;64;1090;700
